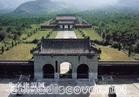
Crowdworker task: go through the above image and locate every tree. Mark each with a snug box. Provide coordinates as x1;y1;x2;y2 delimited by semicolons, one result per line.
1;46;4;54
6;27;12;33
0;27;2;31
128;45;133;57
118;43;122;51
135;42;139;53
102;32;105;39
105;34;111;42
12;41;14;47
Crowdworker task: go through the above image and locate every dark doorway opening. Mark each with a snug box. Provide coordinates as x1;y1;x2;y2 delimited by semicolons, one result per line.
43;64;54;78
77;64;89;79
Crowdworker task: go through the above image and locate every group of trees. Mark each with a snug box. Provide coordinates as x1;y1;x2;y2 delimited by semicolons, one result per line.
78;9;139;55
0;16;48;54
78;29;89;39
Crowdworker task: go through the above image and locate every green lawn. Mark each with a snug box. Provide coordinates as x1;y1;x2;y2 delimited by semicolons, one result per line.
75;29;84;39
49;31;57;38
97;45;134;61
0;43;36;60
75;28;134;61
20;24;40;40
76;28;103;41
25;30;50;42
25;30;56;42
0;28;56;60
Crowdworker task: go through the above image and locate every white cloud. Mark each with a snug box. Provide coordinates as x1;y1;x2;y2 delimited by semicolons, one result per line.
52;0;119;7
0;0;138;11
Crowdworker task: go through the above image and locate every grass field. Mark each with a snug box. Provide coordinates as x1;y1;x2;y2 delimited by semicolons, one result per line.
75;28;134;61
0;24;39;51
75;29;84;39
25;30;49;42
0;29;57;60
20;24;40;40
49;31;57;38
97;45;134;61
76;28;103;41
0;43;36;60
25;30;56;42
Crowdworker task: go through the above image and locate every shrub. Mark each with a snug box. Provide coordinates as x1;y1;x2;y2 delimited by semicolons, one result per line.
134;43;139;53
111;42;119;49
93;40;110;46
32;39;39;44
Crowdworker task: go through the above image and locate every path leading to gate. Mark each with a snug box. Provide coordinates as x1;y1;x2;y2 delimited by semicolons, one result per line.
55;30;77;74
56;31;77;39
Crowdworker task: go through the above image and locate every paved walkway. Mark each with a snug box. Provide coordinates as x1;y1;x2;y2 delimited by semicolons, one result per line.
1;79;139;97
56;31;77;39
56;31;77;75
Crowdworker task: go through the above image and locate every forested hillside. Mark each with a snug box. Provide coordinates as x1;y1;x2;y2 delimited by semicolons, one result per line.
0;16;48;54
77;8;139;54
0;8;139;57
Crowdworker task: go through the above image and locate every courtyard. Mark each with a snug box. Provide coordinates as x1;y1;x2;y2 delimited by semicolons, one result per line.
0;78;139;97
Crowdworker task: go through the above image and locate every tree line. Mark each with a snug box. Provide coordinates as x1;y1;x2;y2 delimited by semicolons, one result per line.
0;16;48;54
77;9;139;55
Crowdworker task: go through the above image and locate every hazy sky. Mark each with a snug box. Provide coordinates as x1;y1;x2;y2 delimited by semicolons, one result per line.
53;0;120;6
0;0;138;10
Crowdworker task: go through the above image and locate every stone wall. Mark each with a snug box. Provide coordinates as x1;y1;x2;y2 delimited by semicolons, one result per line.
0;60;139;79
34;55;98;80
0;61;34;78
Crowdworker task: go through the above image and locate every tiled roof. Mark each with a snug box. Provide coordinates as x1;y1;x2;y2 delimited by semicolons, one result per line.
56;16;76;21
39;39;98;55
58;21;74;24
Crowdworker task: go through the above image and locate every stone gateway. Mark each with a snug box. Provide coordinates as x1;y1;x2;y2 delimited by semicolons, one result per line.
34;38;99;81
41;15;92;30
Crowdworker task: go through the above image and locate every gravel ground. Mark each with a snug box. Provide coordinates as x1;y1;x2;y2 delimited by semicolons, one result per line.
0;79;17;97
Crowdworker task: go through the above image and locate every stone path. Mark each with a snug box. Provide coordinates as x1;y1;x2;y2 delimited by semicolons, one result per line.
56;31;77;39
56;31;77;75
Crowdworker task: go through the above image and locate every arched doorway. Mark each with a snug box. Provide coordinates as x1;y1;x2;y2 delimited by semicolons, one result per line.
60;62;72;78
43;64;54;78
77;64;89;79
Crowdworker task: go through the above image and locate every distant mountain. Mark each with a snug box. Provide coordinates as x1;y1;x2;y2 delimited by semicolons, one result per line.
0;0;33;14
7;0;139;16
13;0;76;16
0;9;11;14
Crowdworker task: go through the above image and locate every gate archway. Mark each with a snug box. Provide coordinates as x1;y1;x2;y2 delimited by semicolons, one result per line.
60;62;72;78
77;64;89;79
43;64;54;78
